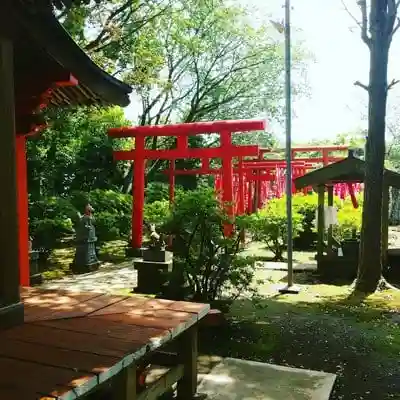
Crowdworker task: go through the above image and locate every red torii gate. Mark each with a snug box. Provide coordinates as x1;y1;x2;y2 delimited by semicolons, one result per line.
108;119;266;249
163;158;313;215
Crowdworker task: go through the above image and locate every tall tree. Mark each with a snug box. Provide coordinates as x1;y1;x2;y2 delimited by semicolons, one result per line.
343;1;400;292
27;107;131;199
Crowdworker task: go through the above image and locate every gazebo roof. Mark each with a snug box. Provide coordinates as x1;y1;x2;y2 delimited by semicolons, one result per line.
294;152;400;189
2;0;132;110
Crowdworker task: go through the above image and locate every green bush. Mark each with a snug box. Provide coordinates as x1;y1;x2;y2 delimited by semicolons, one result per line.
162;187;255;303
145;182;170;203
29;190;133;259
145;182;184;203
70;189;132;243
246;197;304;261
144;200;171;227
334;199;363;241
292;193;318;250
29;197;76;260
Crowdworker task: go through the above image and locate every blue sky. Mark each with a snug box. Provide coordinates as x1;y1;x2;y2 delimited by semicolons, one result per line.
125;0;400;143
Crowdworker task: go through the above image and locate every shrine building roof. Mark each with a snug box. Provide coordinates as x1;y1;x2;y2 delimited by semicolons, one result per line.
294;150;400;189
1;0;132;112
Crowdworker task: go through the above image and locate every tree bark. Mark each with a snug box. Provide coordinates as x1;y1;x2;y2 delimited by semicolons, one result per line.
356;3;389;293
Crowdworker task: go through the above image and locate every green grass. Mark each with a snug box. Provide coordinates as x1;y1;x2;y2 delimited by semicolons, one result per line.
241;241;316;264
200;272;400;400
41;240;129;280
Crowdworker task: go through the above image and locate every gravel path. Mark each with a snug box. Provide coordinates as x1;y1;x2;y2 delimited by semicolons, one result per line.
41;261;137;293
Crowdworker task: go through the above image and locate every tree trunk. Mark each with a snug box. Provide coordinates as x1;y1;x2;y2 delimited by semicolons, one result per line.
355;4;389;293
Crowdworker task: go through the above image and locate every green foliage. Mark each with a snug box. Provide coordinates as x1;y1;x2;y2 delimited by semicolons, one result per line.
29;197;76;259
70;190;132;243
162;188;255;303
143;200;171;227
62;0;308;128
29;190;132;256
292;193;319;249
27;107;131;200
145;182;170;203
334;200;363;241
145;182;185;203
246;197;304;261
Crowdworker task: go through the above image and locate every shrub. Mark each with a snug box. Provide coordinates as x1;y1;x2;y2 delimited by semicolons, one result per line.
292;193;318;250
29;197;76;261
145;182;184;203
334;199;362;241
144;200;171;227
70;189;132;243
246;197;304;261
162;187;255;303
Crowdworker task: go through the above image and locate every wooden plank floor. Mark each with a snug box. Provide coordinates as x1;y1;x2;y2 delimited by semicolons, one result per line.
0;287;209;399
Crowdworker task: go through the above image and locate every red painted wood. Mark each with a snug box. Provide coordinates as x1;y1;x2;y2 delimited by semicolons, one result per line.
221;131;234;236
132;135;146;248
169;159;175;204
16;135;30;286
348;183;359;208
110;120;264;247
238;157;245;215
114;144;259;161
55;73;79;87
109;119;266;137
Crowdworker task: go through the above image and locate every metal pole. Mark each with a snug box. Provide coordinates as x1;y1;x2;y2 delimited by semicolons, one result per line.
280;0;298;293
285;0;293;287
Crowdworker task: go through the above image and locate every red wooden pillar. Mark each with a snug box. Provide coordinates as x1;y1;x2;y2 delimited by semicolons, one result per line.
221;131;234;236
132;136;146;249
168;159;175;248
16;135;30;286
237;157;245;215
247;180;253;214
322;149;329;166
169;159;175;206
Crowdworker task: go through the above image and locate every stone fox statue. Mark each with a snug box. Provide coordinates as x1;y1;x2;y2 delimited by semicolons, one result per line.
144;222;166;251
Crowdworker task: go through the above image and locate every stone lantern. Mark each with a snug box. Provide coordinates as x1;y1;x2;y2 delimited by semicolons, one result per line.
71;204;100;273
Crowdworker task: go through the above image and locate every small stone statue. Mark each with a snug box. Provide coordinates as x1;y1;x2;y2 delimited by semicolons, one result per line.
71;203;100;273
148;224;166;251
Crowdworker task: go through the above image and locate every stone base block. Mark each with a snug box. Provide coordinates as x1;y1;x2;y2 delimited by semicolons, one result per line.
134;260;173;294
30;273;43;286
126;246;146;258
71;261;100;274
142;249;173;263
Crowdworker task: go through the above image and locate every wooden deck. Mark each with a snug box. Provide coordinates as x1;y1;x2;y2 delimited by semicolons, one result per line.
0;287;209;399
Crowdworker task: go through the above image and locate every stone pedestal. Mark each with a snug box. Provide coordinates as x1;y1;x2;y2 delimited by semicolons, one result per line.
142;249;173;262
126;246;146;258
134;258;173;294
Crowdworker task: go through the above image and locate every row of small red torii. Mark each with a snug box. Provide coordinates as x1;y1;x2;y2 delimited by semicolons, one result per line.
108;119;361;250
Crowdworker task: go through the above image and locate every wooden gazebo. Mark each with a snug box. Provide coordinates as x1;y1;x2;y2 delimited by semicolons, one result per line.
294;150;400;280
0;2;209;399
1;0;132;326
